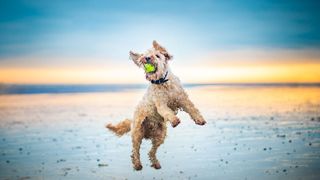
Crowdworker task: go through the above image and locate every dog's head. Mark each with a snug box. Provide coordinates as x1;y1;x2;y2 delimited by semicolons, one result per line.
129;41;172;82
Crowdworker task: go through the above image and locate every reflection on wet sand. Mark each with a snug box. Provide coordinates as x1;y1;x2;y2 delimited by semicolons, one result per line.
0;85;319;179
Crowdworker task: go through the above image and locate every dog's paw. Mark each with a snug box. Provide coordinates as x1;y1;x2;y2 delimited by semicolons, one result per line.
133;164;143;171
170;117;181;128
151;162;161;169
195;119;206;126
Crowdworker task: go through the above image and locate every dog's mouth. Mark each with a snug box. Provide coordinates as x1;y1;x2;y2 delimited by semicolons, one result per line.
143;63;157;74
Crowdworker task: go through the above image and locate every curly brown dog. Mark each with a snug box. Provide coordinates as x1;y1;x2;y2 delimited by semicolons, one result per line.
106;41;206;170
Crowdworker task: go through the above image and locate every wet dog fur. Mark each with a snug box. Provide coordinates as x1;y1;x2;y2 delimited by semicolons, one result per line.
106;41;206;170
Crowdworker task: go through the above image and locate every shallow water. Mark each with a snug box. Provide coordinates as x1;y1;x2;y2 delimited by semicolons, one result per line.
0;85;320;179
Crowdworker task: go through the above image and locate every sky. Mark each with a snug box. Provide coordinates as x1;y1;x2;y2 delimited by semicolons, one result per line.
0;0;320;84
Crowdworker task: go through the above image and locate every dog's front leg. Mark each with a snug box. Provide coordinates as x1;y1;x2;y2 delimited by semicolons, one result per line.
155;102;180;127
180;97;206;125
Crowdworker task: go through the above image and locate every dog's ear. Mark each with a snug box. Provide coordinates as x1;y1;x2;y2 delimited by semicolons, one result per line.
129;51;142;66
152;40;172;60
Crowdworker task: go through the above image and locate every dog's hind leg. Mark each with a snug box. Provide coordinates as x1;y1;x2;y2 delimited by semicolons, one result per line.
131;112;146;171
149;124;166;169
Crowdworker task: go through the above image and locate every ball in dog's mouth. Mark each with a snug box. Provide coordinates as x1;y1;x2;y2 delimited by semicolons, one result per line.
143;63;157;74
144;62;159;81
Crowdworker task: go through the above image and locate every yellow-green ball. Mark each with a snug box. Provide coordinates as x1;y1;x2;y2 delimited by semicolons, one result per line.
144;63;156;73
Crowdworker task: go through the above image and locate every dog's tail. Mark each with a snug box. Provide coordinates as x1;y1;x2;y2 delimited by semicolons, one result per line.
106;119;132;137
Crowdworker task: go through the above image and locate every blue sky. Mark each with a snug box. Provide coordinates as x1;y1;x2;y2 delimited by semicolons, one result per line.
1;0;319;58
0;0;320;83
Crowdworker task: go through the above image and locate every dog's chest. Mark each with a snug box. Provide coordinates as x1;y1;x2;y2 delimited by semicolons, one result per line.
167;99;181;113
149;79;185;111
164;85;183;111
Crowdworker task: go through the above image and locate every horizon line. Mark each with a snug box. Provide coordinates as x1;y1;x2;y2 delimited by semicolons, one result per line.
1;82;320;95
1;82;320;86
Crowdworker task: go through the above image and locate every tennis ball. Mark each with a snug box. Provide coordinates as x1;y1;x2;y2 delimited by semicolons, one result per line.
144;63;156;73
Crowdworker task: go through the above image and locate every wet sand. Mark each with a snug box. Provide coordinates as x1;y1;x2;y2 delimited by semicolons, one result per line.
0;85;320;179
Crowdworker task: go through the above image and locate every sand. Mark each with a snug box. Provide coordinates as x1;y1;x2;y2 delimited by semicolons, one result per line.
0;85;320;179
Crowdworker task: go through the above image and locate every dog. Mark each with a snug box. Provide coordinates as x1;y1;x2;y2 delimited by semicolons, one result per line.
106;41;206;170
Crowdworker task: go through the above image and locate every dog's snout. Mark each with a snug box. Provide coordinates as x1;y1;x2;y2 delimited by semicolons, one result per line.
145;57;151;62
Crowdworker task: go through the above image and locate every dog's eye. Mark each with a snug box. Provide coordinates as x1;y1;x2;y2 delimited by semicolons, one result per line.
156;54;160;58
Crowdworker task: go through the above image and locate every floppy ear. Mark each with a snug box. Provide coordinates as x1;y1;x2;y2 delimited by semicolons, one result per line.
152;40;172;60
129;51;142;66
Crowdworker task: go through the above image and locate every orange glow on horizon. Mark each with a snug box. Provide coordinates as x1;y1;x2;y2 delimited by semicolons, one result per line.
1;49;320;84
175;62;320;83
0;67;144;84
0;61;320;84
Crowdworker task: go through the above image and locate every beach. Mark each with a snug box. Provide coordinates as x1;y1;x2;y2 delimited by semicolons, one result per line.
0;85;320;179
